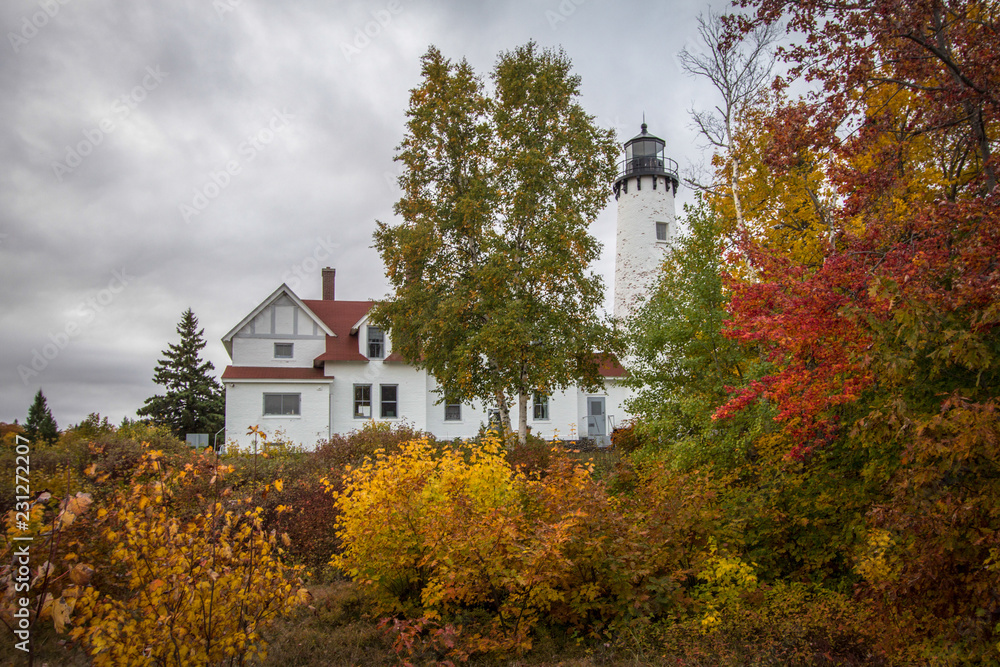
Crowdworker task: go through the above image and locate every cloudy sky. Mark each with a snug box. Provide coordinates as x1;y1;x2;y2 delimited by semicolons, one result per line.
1;0;728;427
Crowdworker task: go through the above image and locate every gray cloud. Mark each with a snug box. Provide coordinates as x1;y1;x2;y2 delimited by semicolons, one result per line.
1;0;730;425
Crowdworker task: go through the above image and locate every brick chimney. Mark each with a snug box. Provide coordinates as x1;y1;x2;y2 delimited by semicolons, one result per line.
322;267;336;300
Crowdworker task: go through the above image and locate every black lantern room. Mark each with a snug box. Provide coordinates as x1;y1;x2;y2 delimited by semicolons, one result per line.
612;123;679;199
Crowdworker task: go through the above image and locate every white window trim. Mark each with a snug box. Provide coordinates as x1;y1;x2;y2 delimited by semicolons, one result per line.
532;392;550;421
262;392;301;417
353;384;373;419
655;221;669;243
380;384;399;419
273;342;294;359
444;403;462;422
367;326;386;360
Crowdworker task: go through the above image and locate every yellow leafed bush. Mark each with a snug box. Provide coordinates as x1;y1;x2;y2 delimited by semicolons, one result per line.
71;448;307;666
329;436;726;655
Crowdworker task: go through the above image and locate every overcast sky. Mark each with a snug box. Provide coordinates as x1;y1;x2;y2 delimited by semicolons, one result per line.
1;0;729;427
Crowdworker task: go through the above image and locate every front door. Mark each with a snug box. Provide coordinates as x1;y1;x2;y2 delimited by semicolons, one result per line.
586;397;607;445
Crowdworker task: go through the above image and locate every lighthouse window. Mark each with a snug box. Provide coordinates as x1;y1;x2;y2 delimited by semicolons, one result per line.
656;222;669;241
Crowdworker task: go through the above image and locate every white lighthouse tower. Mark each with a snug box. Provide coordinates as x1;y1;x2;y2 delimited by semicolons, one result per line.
613;123;679;321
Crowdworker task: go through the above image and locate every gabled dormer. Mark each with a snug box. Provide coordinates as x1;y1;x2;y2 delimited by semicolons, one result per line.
349;311;391;361
222;284;334;367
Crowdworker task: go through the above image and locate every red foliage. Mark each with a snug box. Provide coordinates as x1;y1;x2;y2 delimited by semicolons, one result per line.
715;0;1000;459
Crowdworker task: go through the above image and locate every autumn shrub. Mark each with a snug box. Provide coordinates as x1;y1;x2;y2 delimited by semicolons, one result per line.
330;436;729;656
379;616;468;666
314;419;430;471
83;424;190;483
222;422;431;571
502;433;551;476
648;580;882;666
66;446;309;665
1;488;97;665
0;418;191;519
261;476;343;570
610;421;644;453
225;449;305;495
851;397;1000;664
0;420;26;447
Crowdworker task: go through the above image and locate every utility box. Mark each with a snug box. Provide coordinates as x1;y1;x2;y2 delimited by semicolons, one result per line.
186;433;209;448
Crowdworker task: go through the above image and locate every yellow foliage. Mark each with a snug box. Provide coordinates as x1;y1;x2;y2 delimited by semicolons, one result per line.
854;528;899;584
707;103;841;267
331;436;610;652
69;448;305;666
695;539;759;633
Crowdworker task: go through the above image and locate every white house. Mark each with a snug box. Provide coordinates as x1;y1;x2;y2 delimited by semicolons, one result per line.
221;124;679;450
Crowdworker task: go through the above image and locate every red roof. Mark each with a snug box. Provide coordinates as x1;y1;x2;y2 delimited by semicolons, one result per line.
222;366;328;380
304;299;373;363
596;354;626;378
235;297;624;379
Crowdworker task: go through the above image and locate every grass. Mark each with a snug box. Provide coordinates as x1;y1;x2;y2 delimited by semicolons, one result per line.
256;580;396;667
253;575;743;667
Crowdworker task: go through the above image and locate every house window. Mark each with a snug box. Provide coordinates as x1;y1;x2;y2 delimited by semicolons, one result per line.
353;384;372;418
368;327;385;359
656;221;669;241
444;403;461;421
533;392;549;420
380;385;398;418
263;393;300;416
274;343;293;359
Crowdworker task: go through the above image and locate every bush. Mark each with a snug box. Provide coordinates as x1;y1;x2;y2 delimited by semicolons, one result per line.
314;420;431;471
611;421;644;453
651;581;882;666
71;447;309;665
330;436;730;656
503;433;552;476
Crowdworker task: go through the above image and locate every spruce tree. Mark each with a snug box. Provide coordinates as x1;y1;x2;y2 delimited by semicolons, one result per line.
24;389;59;444
138;309;224;438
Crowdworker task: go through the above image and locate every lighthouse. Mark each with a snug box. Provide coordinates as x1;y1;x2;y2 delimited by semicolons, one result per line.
612;123;679;321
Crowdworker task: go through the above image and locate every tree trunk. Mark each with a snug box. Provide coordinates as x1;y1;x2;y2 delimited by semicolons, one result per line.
517;390;529;446
730;147;746;231
494;388;512;442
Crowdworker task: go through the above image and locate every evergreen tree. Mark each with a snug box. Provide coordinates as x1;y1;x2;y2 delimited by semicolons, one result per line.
138;309;224;438
24;389;59;444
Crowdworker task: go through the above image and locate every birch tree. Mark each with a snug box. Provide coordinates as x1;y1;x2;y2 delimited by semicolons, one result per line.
371;43;618;444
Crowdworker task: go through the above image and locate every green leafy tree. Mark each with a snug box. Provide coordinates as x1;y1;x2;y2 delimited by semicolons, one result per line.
24;389;59;444
372;43;618;444
137;309;224;438
623;198;759;468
